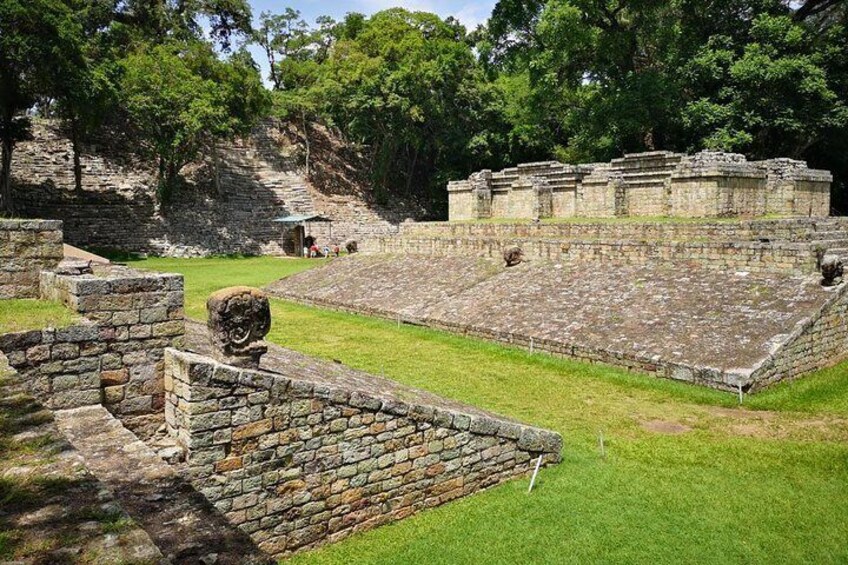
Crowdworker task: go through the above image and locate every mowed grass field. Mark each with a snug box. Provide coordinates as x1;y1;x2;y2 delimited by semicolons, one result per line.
129;255;848;564
0;299;80;334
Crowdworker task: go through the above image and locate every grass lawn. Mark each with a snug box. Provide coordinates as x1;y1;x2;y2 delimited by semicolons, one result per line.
0;300;80;334
131;255;848;564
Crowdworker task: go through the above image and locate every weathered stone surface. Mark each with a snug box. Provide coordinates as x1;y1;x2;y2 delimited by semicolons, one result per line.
54;405;271;564
0;372;165;564
0;219;63;298
167;324;562;559
207;287;270;369
269;254;848;392
10;119;413;258
448;150;832;221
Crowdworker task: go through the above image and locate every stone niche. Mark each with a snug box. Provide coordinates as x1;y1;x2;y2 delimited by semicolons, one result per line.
449;151;833;221
164;346;561;559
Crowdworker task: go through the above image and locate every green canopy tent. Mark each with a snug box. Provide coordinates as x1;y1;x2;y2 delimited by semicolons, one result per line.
273;214;333;257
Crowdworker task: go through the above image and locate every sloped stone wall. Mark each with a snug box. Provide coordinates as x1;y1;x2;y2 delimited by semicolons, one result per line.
0;219;63;298
164;347;561;558
748;283;848;391
10;121;407;257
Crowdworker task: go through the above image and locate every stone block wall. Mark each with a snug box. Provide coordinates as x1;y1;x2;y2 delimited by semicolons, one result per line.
748;283;848;391
449;151;833;221
0;324;104;409
10;120;411;257
40;266;185;414
0;219;63;298
164;348;561;558
365;236;819;275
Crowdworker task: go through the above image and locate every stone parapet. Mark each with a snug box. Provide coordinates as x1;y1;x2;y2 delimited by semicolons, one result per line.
365;235;819;275
164;344;561;558
0;219;63;298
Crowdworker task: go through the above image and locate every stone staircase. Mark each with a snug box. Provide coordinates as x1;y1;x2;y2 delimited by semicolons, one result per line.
54;406;271;564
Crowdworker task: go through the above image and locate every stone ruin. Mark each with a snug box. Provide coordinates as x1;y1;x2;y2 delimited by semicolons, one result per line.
448;150;833;221
0;219;562;561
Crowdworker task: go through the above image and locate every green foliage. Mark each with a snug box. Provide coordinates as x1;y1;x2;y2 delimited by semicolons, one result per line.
485;0;848;208
0;0;86;214
118;41;269;200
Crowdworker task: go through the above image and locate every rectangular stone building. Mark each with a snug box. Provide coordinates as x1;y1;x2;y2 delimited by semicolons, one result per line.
448;151;832;221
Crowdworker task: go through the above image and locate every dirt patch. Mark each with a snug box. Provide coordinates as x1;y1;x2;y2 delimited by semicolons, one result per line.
640;420;693;434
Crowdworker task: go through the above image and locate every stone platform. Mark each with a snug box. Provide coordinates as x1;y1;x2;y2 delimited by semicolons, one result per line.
267;255;848;392
366;218;848;275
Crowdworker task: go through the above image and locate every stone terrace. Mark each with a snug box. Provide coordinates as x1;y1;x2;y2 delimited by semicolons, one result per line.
366;218;848;275
268;255;847;391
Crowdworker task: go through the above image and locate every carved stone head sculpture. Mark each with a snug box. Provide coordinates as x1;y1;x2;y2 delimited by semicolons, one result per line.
821;255;844;287
504;246;524;268
207;286;271;368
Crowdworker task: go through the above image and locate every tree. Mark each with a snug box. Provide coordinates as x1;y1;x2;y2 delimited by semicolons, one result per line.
253;9;311;90
308;9;501;210
0;0;85;215
682;14;848;157
119;41;269;201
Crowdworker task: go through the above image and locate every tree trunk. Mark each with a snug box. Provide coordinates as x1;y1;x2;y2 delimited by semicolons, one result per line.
0;107;15;215
71;120;83;192
211;141;223;198
0;136;13;216
301;108;311;177
405;146;419;195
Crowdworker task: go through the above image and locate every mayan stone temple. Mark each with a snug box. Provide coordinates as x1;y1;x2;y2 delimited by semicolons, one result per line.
447;151;833;221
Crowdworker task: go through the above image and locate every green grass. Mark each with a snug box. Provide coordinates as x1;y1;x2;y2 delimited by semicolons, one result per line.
128;256;848;564
0;299;80;334
116;255;316;318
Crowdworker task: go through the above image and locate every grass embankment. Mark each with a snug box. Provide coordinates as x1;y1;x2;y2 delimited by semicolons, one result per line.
0;300;80;334
132;255;848;564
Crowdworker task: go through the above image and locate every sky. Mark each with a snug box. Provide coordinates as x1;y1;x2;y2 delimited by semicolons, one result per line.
244;1;497;84
248;0;496;29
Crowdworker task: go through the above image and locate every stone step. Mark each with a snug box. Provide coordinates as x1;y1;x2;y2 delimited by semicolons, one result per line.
54;406;272;565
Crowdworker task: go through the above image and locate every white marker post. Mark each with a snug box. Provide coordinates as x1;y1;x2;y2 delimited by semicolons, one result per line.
528;455;544;494
530;337;535;355
737;384;744;405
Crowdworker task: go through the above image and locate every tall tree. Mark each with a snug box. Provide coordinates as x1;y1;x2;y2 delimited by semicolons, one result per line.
0;0;85;215
119;41;269;201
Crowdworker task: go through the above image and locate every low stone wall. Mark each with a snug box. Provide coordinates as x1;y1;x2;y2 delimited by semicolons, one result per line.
164;347;561;558
749;283;848;391
40;266;185;414
0;324;104;409
0;219;63;298
400;217;848;243
365;236;818;275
